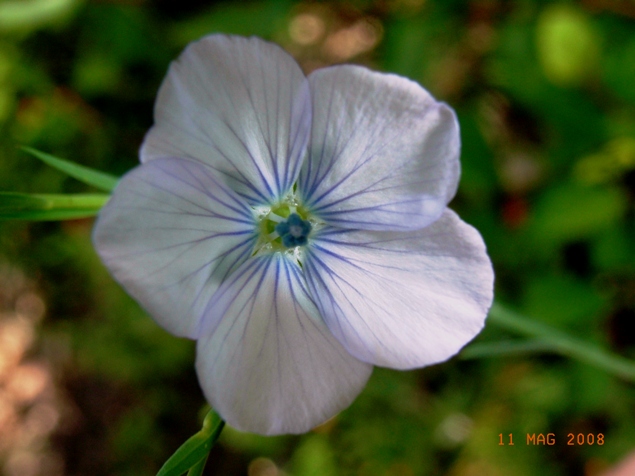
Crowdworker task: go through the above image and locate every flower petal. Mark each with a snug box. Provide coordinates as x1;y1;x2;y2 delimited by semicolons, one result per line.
141;35;311;203
303;210;494;369
93;157;256;339
299;65;460;231
195;254;372;435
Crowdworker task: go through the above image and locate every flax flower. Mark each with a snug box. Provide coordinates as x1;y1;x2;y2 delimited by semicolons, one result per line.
93;35;494;435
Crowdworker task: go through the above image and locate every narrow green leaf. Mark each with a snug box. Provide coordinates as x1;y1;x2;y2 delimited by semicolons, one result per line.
186;454;209;476
157;409;224;476
0;192;109;220
21;146;119;192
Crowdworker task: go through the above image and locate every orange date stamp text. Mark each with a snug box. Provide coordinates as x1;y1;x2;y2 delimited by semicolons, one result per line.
498;433;605;446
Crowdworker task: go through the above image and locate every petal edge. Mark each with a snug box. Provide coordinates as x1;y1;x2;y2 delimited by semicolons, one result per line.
303;210;494;369
196;254;372;435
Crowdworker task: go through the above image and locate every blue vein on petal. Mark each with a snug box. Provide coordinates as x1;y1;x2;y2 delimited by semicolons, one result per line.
308;164;442;212
316;226;476;303
303;250;388;361
117;188;252;233
201;254;365;398
164;48;310;203
174;65;275;203
247;48;310;200
282;260;314;392
186;57;275;197
298;71;447;224
302;243;405;363
179;159;257;219
129;174;253;225
290;84;312;199
107;159;258;302
286;78;311;199
261;51;279;195
157;114;270;205
154;160;253;220
206;46;308;202
151;235;255;288
299;70;338;200
200;257;270;360
301;68;371;199
183;239;257;337
313;226;479;303
283;257;369;378
239;51;280;197
303;69;411;202
273;258;284;401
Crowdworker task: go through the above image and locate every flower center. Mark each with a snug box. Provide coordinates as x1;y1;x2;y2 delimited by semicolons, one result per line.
275;213;312;248
252;194;320;257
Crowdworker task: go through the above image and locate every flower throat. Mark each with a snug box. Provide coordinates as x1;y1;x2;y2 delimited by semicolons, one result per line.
253;194;316;256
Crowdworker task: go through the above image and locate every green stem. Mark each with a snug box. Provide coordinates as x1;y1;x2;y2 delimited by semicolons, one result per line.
487;302;635;381
460;339;557;359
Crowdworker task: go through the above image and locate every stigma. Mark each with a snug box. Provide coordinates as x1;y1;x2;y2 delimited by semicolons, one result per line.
275;213;312;248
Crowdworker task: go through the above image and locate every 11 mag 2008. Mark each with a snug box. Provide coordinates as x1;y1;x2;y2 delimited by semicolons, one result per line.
499;433;605;446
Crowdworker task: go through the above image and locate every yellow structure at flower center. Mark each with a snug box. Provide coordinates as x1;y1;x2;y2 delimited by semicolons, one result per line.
252;197;317;256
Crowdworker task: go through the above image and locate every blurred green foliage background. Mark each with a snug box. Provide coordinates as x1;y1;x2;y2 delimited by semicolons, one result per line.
0;0;634;475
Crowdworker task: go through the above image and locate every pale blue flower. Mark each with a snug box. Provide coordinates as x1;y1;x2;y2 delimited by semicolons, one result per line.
93;35;494;435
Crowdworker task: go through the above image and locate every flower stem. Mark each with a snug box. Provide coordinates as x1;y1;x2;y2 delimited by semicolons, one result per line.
486;302;635;381
460;339;556;359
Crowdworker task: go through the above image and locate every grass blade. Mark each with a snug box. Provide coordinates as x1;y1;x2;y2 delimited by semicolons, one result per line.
22;146;119;192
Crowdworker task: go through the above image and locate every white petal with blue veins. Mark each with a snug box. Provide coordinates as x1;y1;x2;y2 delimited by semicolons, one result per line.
93;157;256;339
303;210;494;369
299;65;460;231
196;254;372;435
141;35;311;204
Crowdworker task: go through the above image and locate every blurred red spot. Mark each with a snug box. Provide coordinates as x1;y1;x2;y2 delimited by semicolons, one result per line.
501;196;529;228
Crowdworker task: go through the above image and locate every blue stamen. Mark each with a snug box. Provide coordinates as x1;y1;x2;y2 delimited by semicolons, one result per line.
275;213;312;248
